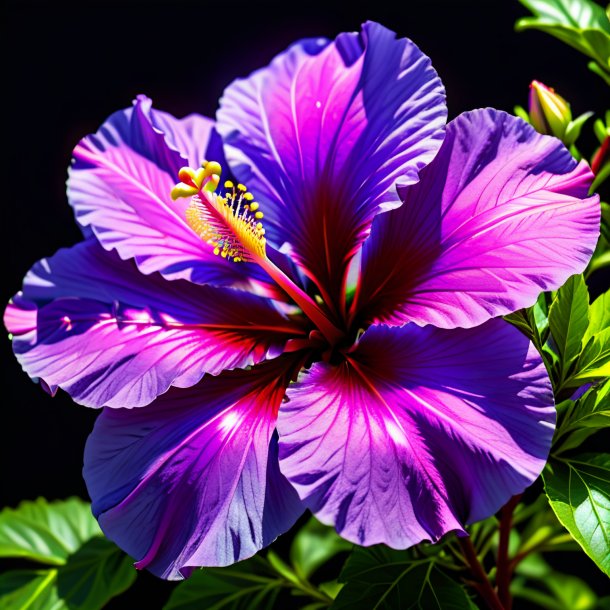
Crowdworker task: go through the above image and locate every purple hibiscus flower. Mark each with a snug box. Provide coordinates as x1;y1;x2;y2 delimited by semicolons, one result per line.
4;22;600;580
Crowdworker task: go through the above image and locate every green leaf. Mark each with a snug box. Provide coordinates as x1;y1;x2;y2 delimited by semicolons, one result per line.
0;498;101;565
290;516;352;579
504;292;550;353
544;454;610;576
0;570;65;610
555;380;610;452
584;290;610;343
564;111;594;146
589;59;610;83
514;104;531;122
594;118;609;143
512;571;598;610
516;0;610;69
55;537;136;610
548;274;589;383
573;327;610;384
332;547;475;609
0;499;136;610
163;556;284;610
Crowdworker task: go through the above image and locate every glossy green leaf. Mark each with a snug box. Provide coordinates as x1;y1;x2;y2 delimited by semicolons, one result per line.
163;556;284;610
0;499;136;610
504;292;550;355
573;327;610;384
601;202;610;244
516;0;610;70
0;570;65;610
564;111;594;146
332;547;475;610
55;537;136;610
584;290;610;343
555;381;610;452
0;497;101;565
512;571;598;610
290;516;352;579
544;454;610;576
594;118;609;142
548;274;589;382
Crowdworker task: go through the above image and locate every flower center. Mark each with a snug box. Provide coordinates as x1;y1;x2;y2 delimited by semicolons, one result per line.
171;160;345;347
171;161;266;263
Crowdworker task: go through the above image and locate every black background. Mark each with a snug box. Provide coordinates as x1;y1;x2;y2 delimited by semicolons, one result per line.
2;0;609;607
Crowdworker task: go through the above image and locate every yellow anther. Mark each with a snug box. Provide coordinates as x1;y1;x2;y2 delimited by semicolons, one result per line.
171;183;198;201
181;161;266;263
203;173;220;193
178;167;197;185
204;161;222;177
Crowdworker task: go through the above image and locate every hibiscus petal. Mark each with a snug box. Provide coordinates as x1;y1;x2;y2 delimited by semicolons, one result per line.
84;357;304;580
277;319;554;548
68;95;272;290
4;240;303;408
217;21;446;309
354;109;600;328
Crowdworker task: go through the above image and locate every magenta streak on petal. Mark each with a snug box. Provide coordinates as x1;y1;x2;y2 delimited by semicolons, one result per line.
84;357;305;579
353;108;600;330
7;240;305;408
185;181;345;345
277;319;554;548
68;96;279;295
217;21;447;314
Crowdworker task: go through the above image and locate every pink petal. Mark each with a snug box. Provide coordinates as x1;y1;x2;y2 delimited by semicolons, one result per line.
217;22;446;309
354;109;600;329
68;95;273;291
277;319;554;547
5;241;303;408
84;357;304;579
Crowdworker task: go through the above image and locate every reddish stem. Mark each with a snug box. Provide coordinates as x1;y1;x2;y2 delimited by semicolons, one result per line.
496;494;521;610
591;135;609;175
458;536;505;610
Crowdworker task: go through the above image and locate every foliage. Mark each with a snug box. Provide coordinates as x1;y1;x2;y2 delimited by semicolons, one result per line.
0;498;136;610
516;0;610;83
2;0;610;608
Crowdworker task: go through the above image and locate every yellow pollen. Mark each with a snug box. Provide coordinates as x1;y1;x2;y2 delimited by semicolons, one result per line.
173;160;267;263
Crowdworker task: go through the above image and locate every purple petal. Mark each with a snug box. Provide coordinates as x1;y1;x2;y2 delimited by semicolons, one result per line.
68;95;273;291
5;240;303;408
277;319;554;548
217;21;446;308
354;109;600;329
84;357;304;579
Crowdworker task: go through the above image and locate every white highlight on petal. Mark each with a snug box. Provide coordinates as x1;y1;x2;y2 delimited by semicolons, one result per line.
384;418;408;447
218;411;240;435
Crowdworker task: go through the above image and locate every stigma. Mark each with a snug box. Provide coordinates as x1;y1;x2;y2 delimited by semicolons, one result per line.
171;161;266;262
